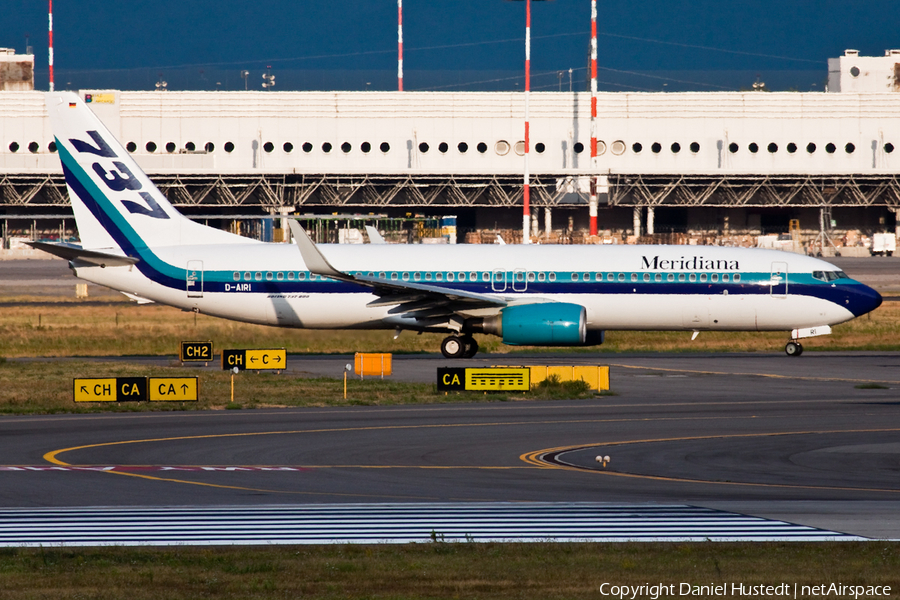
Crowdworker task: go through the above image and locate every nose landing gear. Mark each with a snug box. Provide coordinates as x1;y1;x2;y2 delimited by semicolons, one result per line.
440;335;479;359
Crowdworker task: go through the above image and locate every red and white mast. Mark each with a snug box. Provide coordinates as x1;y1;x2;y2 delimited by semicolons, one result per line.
48;0;54;92
522;0;532;244
397;0;403;91
589;0;598;236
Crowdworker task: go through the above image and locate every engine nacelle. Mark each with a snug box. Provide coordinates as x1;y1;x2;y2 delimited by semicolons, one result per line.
476;302;588;346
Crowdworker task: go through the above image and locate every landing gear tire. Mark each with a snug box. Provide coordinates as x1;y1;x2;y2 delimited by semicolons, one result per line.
441;335;465;359
785;341;803;357
460;335;479;359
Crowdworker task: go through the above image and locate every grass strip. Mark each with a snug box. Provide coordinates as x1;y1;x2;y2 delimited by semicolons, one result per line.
0;542;896;599
2;296;900;358
0;359;597;414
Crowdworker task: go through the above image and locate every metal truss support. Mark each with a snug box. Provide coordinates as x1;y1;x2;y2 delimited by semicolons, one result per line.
4;173;900;211
609;174;900;208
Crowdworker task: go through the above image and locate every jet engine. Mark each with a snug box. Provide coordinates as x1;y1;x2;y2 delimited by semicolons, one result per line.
469;302;590;346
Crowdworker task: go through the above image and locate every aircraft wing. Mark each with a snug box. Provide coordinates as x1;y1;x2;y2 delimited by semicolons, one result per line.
288;221;506;330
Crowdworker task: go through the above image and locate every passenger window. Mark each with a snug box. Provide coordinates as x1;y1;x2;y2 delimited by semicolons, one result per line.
700;273;707;282
414;272;421;281
689;274;697;282
425;273;432;281
667;273;674;282
630;273;637;282
608;273;615;281
722;274;729;282
583;273;591;281
643;273;650;282
572;273;579;281
233;272;240;281
538;272;546;282
276;272;284;281
549;273;557;282
734;274;741;282
402;272;409;281
288;272;295;280
617;273;625;282
527;272;535;282
436;273;443;281
458;273;466;281
678;273;686;282
655;273;662;282
482;272;490;281
265;272;273;281
447;273;455;282
379;272;386;279
391;272;398;281
298;272;306;280
255;272;262;281
596;273;603;280
244;272;251;281
711;273;718;282
470;272;478;281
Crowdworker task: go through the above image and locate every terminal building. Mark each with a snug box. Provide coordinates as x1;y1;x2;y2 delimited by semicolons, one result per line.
2;49;900;251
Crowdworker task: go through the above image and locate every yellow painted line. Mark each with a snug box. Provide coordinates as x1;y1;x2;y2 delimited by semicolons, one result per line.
610;363;900;385
42;415;747;466
521;428;900;494
41;415;759;495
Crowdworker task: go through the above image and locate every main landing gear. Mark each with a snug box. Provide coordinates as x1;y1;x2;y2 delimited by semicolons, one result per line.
440;335;479;359
784;341;803;357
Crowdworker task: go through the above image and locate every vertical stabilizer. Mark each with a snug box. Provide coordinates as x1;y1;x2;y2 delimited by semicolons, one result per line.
45;92;248;252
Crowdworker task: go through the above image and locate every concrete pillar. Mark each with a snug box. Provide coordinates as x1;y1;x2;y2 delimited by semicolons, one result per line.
647;207;655;236
633;206;642;238
279;206;294;243
544;207;552;240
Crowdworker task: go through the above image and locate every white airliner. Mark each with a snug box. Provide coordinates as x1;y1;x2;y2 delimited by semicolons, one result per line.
34;92;882;358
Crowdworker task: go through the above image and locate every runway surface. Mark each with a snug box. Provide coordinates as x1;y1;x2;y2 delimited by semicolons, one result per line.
2;352;900;542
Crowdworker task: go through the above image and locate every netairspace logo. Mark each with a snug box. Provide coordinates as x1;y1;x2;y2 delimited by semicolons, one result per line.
598;582;892;599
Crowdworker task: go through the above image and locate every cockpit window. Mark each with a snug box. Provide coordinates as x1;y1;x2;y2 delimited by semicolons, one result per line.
813;270;849;282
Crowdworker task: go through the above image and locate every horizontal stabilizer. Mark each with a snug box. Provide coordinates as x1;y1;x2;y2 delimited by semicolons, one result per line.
121;292;155;304
25;241;139;267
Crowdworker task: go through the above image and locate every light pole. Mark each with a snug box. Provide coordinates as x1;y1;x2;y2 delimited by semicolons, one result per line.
508;0;551;244
48;0;54;92
589;0;598;236
398;0;403;91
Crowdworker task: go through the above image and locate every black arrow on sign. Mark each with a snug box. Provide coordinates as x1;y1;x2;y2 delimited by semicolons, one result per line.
80;386;88;394
181;384;189;393
250;356;258;363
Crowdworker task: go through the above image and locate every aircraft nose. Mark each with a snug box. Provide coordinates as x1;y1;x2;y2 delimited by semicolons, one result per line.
844;283;882;317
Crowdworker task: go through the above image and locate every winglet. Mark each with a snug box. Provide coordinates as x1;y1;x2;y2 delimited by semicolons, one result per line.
287;220;347;280
365;225;386;244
